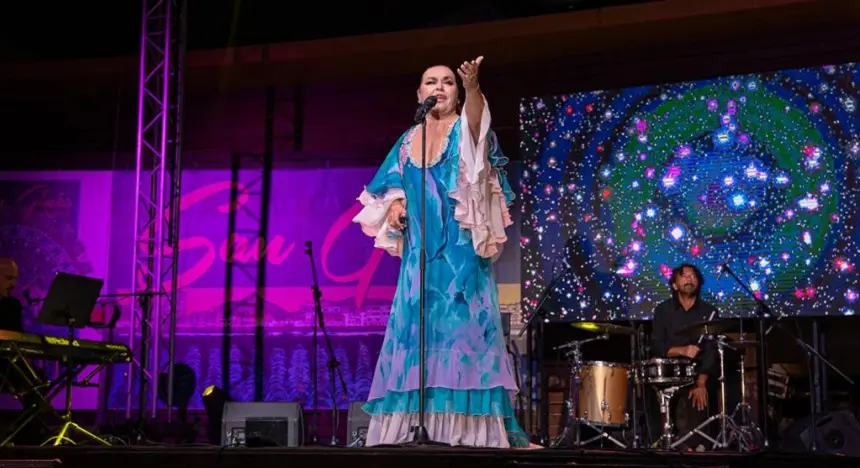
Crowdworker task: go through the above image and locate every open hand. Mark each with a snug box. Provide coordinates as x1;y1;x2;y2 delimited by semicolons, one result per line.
457;56;483;91
689;385;707;411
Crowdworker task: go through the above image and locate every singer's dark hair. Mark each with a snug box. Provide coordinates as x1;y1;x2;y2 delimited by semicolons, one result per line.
670;263;704;297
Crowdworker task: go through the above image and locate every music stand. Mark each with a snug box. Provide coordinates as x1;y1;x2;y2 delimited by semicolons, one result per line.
37;272;110;446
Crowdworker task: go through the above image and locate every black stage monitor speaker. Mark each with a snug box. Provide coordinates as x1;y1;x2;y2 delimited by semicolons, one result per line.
221;402;303;447
781;410;860;456
347;401;371;446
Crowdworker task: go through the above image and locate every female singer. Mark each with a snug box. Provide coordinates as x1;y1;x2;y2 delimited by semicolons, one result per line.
353;57;530;448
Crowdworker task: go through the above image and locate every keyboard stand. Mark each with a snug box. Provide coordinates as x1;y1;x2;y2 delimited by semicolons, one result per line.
1;345;111;446
33;272;110;447
41;320;111;447
0;345;60;447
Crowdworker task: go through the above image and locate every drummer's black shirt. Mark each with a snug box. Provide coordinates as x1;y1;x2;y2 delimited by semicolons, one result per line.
650;296;719;377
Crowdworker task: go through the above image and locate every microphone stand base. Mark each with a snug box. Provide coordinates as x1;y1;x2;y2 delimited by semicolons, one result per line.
412;425;430;444
401;425;449;447
390;425;450;447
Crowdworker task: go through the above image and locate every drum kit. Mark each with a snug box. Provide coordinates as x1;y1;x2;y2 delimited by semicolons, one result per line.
550;319;763;452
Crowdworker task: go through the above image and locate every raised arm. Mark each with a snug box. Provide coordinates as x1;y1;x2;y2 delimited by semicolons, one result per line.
458;56;484;144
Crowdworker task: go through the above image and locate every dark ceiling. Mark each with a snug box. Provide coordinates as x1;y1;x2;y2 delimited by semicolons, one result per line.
2;0;658;60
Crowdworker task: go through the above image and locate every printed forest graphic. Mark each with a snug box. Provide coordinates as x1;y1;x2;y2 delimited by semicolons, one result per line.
108;336;382;410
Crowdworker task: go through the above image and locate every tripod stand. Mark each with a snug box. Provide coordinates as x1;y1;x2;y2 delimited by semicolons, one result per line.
304;241;350;446
37;272;110;446
719;261;855;452
725;343;763;452
671;335;746;450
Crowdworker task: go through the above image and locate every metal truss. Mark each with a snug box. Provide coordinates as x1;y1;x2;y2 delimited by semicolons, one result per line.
128;0;187;422
223;86;304;401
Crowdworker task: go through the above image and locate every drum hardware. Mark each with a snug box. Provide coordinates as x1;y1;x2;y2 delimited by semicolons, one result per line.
677;319;739;341
654;385;683;449
636;358;696;387
570;322;636;335
726;343;764;451
550;336;628;449
635;357;696;450
671;335;748;451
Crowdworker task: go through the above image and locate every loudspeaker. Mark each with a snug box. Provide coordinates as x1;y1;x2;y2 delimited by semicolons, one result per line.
221;402;304;447
347;401;371;446
781;410;860;456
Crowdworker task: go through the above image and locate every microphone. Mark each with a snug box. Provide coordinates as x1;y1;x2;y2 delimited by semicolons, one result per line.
764;305;784;335
716;255;731;280
698;309;718;344
414;96;438;123
717;254;732;281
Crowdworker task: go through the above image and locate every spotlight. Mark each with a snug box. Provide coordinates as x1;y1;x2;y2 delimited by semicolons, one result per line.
202;385;228;445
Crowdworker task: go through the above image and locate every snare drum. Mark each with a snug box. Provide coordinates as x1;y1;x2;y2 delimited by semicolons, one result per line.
576;361;629;427
636;358;696;386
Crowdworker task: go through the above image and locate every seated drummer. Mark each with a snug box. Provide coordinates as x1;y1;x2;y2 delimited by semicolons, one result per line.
0;257;47;444
650;263;718;450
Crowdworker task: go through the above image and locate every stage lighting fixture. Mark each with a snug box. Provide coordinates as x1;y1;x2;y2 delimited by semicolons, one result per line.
202;385;228;445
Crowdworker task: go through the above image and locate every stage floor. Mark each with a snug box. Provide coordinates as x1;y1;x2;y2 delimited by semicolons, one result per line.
2;445;857;468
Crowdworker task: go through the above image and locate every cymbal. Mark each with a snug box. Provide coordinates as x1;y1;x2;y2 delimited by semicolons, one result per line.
678;320;738;339
729;340;759;348
570;322;636;335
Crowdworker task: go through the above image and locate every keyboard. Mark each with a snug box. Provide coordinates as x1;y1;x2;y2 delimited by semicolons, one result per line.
0;330;131;364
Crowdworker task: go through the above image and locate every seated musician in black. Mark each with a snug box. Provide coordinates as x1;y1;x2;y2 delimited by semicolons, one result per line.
0;257;47;444
0;258;23;332
650;263;718;450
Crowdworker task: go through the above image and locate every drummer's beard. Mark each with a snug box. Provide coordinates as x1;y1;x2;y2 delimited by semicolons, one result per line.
675;283;698;299
678;283;699;298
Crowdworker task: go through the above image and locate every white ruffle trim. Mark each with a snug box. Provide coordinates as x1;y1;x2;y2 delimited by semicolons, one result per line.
448;96;512;262
352;189;406;257
365;413;511;448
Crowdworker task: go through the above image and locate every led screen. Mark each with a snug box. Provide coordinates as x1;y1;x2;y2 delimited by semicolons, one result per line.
520;63;859;321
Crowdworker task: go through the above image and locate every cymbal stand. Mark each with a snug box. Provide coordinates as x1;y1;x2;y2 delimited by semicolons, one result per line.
550;341;583;448
672;335;742;451
629;321;640;448
725;348;761;451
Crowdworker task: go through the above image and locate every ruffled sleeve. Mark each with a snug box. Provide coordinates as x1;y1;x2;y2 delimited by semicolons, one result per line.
352;131;408;257
448;97;514;261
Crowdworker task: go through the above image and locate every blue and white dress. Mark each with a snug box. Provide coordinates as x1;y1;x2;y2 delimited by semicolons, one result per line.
353;99;528;448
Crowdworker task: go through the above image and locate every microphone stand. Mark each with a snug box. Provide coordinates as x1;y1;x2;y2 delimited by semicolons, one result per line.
305;241;350;446
410;99;433;445
720;263;855;452
517;262;570;445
